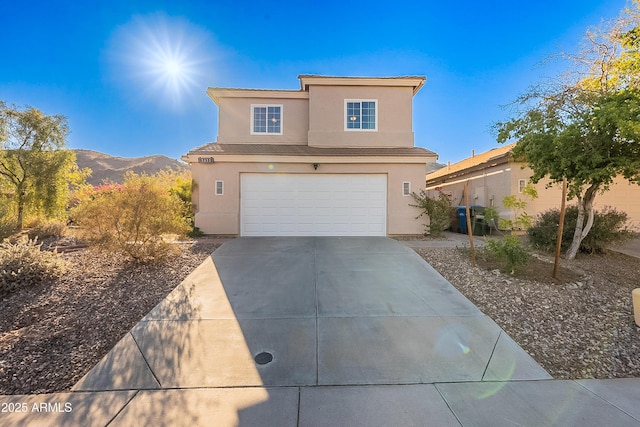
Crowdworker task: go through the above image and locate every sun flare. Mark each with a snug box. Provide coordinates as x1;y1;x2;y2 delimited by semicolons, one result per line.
108;13;211;109
164;59;183;76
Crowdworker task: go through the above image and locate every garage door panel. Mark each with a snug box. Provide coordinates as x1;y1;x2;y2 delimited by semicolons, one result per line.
241;174;387;236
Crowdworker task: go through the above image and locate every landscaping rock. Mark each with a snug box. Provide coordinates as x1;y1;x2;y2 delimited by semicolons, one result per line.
415;247;640;380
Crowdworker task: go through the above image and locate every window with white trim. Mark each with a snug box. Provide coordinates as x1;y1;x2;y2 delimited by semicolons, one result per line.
345;100;377;131
251;104;282;134
215;180;224;195
402;181;411;196
518;179;526;193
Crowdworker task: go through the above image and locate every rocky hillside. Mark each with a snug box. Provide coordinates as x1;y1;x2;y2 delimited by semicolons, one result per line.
74;149;186;185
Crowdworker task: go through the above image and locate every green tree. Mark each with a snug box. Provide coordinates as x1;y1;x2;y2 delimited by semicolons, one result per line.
497;3;640;260
0;102;79;230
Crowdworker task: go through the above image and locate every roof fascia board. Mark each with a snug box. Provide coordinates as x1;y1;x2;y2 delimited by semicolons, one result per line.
426;156;512;185
298;75;426;95
183;154;435;164
206;88;308;105
426;151;512;182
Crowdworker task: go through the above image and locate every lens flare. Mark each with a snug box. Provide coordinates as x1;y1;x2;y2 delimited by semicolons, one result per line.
107;13;212;110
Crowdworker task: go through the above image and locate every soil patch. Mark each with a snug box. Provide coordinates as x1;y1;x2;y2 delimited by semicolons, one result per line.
0;241;220;395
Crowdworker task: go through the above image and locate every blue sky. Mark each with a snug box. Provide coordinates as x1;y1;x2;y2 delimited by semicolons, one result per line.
0;0;628;164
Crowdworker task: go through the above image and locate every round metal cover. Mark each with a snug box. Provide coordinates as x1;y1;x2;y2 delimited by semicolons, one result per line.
254;352;273;365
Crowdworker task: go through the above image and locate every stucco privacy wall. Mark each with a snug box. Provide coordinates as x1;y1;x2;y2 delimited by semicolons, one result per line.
192;161;426;235
428;163;640;230
308;85;415;148
427;163;513;212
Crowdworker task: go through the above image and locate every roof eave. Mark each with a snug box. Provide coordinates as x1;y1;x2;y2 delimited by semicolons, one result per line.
426;154;512;185
206;88;308;105
298;75;427;95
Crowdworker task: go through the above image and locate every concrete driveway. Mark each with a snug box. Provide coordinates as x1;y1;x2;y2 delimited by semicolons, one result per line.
5;237;640;426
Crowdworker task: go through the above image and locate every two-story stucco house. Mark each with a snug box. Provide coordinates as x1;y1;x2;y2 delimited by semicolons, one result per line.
181;75;438;236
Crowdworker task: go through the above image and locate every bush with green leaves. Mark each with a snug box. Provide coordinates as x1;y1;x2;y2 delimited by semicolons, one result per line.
0;236;67;293
410;190;452;237
498;185;537;230
528;206;632;254
71;172;190;262
484;235;529;274
162;169;202;237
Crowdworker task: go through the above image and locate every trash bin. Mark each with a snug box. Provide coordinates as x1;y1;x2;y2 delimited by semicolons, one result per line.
471;206;488;236
455;206;489;235
457;206;468;234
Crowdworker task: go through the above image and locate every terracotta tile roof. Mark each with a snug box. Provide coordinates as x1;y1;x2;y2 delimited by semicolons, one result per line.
187;143;437;158
426;143;516;181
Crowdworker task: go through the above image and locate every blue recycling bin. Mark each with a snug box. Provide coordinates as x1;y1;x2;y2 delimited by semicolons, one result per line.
457;206;468;234
456;206;488;235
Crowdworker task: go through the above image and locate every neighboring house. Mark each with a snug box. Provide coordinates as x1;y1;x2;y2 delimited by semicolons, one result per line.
182;75;438;236
426;144;640;230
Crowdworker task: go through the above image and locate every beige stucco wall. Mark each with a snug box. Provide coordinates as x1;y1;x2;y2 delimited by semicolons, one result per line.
427;163;514;216
428;162;640;230
192;160;426;236
216;97;309;145
307;86;415;148
515;166;640;230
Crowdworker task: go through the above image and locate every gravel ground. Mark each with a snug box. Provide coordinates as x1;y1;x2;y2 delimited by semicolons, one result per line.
1;238;638;395
415;246;640;379
0;241;220;395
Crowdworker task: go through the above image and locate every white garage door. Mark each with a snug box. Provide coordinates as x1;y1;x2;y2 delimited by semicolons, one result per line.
241;174;387;236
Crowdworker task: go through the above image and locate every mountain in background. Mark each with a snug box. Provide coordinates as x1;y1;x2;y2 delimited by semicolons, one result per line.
73;149;186;186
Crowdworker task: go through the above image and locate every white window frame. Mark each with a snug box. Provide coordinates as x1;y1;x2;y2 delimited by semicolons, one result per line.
215;180;224;196
251;104;283;135
344;99;378;131
402;181;411;196
518;179;526;193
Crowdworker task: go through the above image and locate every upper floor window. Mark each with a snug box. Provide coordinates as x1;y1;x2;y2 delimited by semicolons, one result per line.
252;104;282;134
345;100;377;131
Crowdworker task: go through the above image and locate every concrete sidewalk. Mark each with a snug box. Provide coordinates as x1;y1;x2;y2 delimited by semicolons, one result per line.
399;231;488;250
609;236;640;259
1;237;639;426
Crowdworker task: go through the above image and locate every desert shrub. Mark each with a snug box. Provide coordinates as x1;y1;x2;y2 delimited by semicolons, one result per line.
498;185;537;230
27;219;67;240
0;216;16;240
71;173;190;262
410;190;452;237
484;235;529;274
0;201;16;239
0;236;67;293
528;206;632;254
163;169;202;237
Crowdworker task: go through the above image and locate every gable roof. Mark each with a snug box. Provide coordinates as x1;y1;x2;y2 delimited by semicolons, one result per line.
426;143;516;183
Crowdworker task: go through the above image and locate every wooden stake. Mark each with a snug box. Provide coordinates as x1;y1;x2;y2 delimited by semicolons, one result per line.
464;181;476;267
552;177;568;279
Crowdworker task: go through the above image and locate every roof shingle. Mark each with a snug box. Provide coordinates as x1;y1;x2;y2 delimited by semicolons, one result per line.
187;143;437;158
